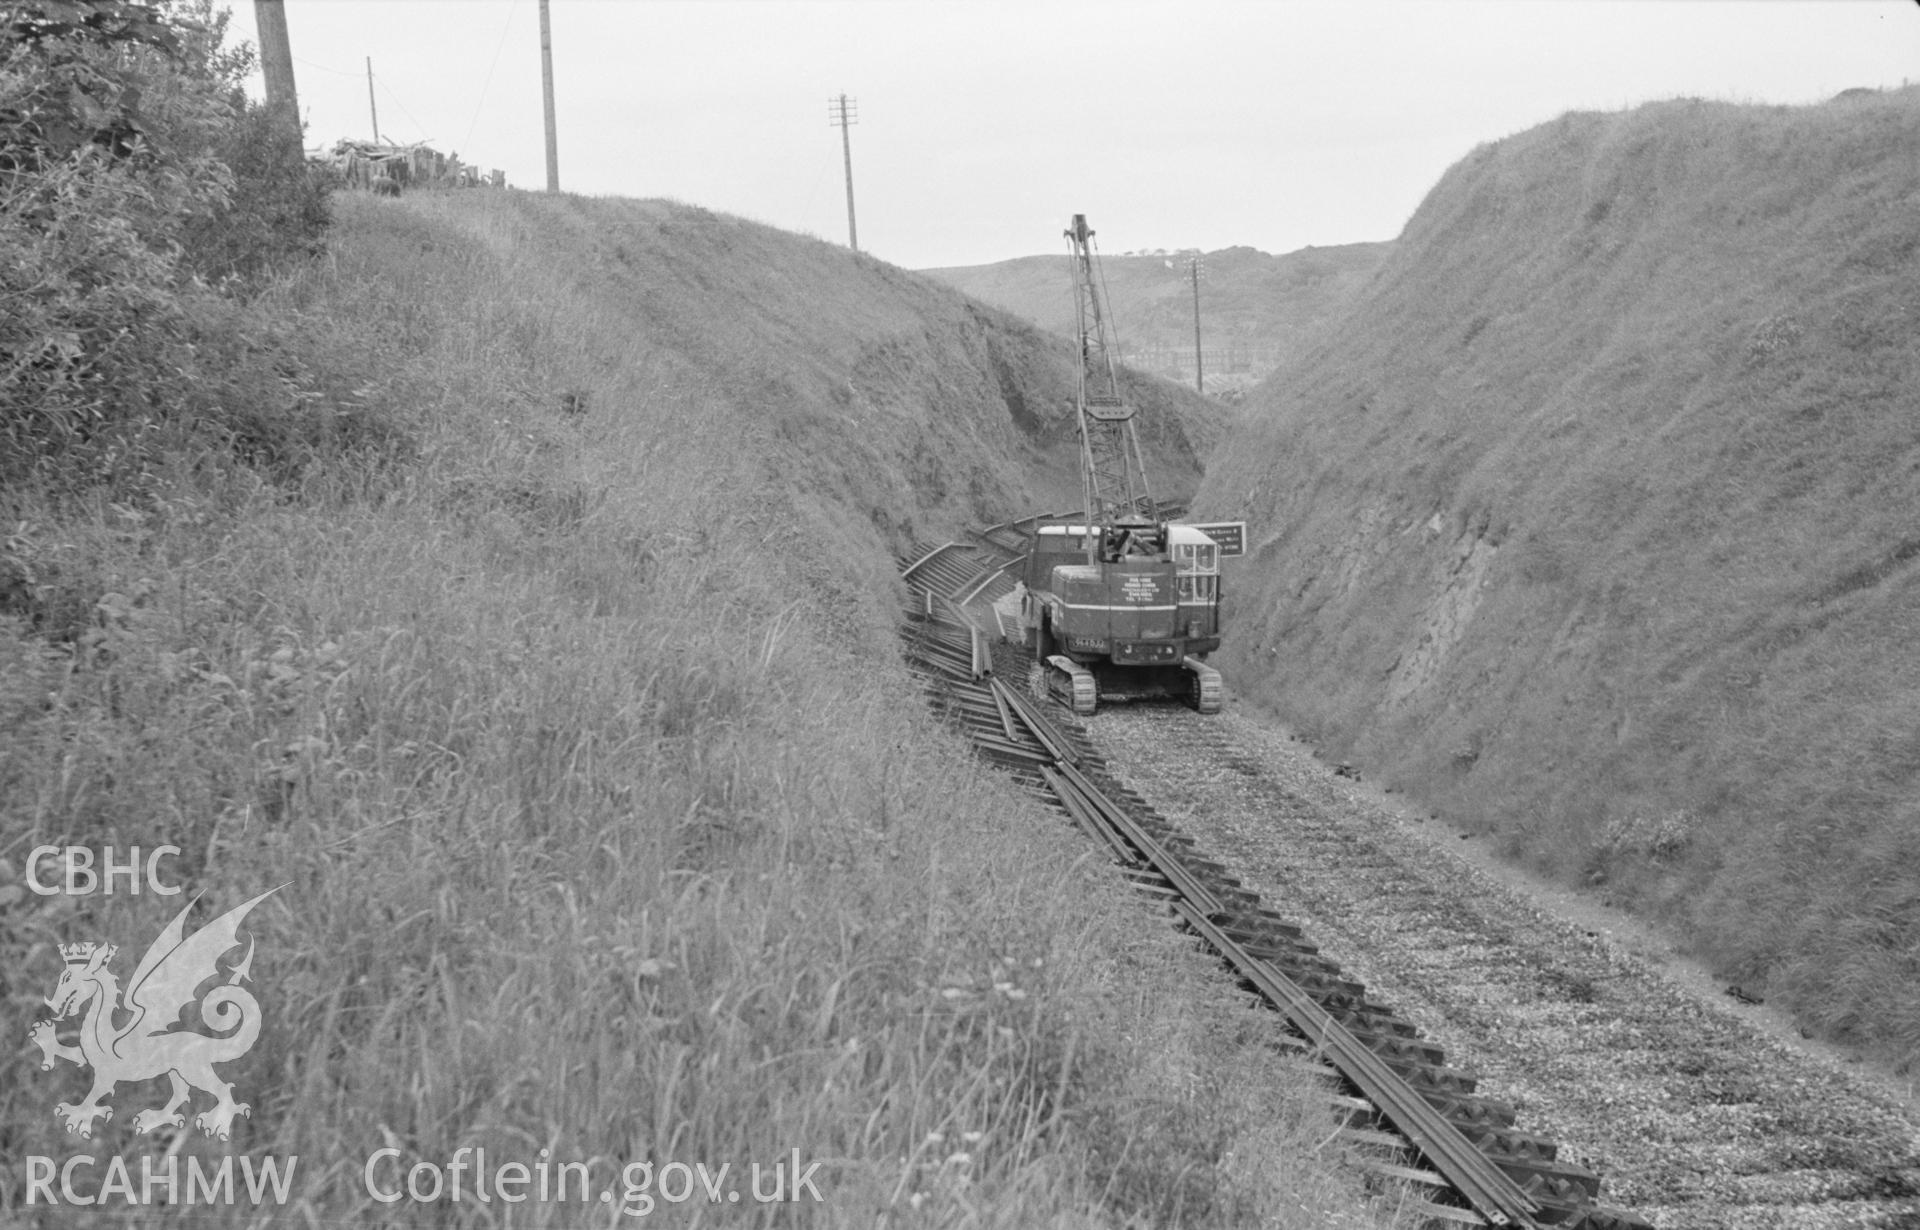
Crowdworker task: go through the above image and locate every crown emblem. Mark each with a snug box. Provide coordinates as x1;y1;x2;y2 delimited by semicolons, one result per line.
60;941;114;965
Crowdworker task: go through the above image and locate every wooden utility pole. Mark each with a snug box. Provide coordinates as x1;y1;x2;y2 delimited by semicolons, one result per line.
1189;254;1205;395
253;1;301;153
539;0;559;191
829;94;858;251
365;57;381;143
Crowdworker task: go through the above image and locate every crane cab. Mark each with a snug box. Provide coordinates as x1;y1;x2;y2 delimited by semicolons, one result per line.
1022;520;1223;659
1167;524;1221;648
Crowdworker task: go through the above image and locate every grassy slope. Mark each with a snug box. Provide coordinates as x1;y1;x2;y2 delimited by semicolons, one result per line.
924;242;1389;373
1199;90;1920;1067
1;191;1388;1226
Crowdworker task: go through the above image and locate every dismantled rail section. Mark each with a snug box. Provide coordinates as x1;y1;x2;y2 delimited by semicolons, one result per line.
899;529;1655;1230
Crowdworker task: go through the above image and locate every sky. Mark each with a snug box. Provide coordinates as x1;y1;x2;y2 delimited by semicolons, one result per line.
221;1;1920;270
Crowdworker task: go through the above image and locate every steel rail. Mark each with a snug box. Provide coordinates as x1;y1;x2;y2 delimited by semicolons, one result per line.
984;671;1543;1222
989;677;1078;765
1005;685;1543;1227
1172;903;1541;1227
900;540;968;583
1049;759;1228;920
955;556;1023;605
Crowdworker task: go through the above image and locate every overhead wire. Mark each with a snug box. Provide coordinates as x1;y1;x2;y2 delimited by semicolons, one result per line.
464;0;521;153
376;74;433;145
291;54;360;78
281;10;514;164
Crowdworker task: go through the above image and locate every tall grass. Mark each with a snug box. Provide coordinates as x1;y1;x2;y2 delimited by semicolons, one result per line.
1202;88;1920;1070
2;192;1399;1226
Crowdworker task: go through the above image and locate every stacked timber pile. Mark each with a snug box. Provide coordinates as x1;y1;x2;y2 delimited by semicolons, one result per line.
322;138;505;193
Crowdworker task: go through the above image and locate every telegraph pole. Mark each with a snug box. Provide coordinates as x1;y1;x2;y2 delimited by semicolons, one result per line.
828;94;858;251
539;0;560;191
1189;254;1205;394
253;1;300;154
365;57;381;143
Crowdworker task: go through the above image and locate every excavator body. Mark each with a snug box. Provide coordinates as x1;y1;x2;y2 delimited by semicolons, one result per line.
1022;519;1223;715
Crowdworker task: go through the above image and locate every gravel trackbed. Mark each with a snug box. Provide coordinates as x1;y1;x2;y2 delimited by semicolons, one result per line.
1090;704;1920;1230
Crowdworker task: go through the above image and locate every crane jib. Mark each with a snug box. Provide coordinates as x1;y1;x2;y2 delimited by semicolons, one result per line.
1065;212;1151;520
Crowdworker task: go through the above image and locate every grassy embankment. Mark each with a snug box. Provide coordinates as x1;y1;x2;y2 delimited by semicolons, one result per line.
3;189;1398;1227
1202;90;1920;1069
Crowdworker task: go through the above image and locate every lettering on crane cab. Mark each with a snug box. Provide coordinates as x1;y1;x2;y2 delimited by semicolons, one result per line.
1186;522;1246;557
1121;575;1157;603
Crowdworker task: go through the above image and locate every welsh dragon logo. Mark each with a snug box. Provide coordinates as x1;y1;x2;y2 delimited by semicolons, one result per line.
29;886;282;1141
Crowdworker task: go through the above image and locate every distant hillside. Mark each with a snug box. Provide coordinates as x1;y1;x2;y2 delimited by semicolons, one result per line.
923;241;1388;394
1199;89;1920;1066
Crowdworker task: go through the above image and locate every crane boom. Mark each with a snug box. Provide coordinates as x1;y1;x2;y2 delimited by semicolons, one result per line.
1065;214;1155;535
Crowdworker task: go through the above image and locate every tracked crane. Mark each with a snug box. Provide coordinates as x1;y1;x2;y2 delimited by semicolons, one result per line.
1020;214;1225;715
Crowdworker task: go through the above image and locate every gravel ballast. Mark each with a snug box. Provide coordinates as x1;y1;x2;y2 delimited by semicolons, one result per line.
1088;703;1920;1230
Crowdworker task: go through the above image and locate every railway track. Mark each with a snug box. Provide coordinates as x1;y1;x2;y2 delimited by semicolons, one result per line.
1094;705;1920;1229
898;530;1656;1230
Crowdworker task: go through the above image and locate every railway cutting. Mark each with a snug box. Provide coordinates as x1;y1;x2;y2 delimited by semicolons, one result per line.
900;528;1657;1230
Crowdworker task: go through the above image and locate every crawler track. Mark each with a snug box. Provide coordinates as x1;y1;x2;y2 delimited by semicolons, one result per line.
898;529;1656;1230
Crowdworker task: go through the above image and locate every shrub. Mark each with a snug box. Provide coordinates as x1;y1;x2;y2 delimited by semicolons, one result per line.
180;93;334;281
1;0;355;495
